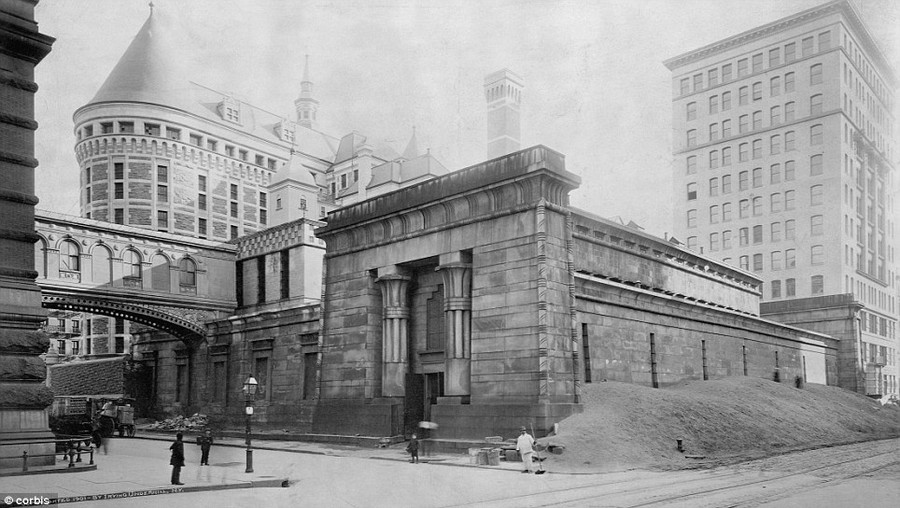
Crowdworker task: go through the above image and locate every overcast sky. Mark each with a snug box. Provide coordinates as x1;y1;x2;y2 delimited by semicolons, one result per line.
33;0;899;237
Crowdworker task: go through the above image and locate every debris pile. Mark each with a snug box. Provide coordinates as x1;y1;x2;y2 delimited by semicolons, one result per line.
146;413;209;431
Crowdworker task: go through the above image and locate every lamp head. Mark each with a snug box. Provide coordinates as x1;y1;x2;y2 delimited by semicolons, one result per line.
242;375;258;397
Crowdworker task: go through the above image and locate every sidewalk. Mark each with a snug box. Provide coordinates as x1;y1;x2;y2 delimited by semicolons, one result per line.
0;432;535;506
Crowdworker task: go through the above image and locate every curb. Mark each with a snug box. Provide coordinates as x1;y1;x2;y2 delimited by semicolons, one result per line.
34;477;290;506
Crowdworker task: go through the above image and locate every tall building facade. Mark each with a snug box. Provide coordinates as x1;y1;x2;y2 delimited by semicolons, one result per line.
666;0;897;397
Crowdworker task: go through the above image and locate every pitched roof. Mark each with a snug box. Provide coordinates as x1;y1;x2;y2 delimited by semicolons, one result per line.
271;149;317;188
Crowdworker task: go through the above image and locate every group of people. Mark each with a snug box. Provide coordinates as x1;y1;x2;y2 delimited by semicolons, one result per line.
168;429;214;485
405;424;543;473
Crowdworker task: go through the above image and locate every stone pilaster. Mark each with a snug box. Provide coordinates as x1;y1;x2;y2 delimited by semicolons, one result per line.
377;267;410;397
437;252;472;399
0;0;55;469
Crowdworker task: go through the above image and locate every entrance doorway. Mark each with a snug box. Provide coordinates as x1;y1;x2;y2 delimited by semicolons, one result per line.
423;372;444;422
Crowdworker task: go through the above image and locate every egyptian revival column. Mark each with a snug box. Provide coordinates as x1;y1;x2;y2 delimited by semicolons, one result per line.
377;266;410;396
437;252;472;401
0;0;55;468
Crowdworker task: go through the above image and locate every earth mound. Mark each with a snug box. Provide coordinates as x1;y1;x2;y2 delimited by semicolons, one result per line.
542;377;900;473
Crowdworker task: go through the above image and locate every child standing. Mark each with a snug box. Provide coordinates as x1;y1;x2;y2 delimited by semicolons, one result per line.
197;430;213;465
406;433;419;463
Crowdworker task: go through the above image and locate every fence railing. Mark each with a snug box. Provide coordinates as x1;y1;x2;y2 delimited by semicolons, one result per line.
0;436;95;472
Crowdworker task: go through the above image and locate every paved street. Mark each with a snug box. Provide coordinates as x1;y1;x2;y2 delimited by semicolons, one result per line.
1;436;897;507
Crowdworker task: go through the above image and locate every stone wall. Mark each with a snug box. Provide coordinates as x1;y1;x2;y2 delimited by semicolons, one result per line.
48;357;126;396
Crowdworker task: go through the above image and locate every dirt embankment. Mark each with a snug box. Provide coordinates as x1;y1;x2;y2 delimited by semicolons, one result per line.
542;377;900;473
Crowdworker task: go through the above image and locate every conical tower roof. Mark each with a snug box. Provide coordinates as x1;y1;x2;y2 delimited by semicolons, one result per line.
86;5;193;109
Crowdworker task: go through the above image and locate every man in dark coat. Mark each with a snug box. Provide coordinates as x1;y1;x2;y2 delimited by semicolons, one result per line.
406;433;419;463
197;429;213;465
169;432;185;485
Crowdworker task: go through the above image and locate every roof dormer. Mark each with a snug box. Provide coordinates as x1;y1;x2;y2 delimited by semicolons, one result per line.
218;96;241;125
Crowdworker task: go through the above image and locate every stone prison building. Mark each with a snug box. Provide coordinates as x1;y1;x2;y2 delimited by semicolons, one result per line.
131;146;835;440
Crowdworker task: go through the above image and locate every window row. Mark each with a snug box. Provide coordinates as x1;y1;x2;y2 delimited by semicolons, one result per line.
77;119;281;170
686;111;824;149
689;160;825;198
679;30;831;95
701;219;824;254
54;240;198;286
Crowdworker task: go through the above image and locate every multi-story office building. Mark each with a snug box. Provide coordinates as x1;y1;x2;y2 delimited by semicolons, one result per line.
666;0;897;397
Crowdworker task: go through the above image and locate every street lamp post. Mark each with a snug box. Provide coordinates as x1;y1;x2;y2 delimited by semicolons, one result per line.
242;375;258;473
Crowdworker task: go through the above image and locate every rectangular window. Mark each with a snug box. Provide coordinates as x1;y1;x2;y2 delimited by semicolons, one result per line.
739;86;749;105
709;178;719;196
114;162;124;180
157;165;168;181
693;73;703;91
785;42;796;62
810;94;823;114
280;250;290;300
739;199;749;218
752;81;762;101
687;156;697;174
157;210;168;231
189;133;202;146
157;184;168;202
810;64;823;85
709;151;719;169
206;139;218;151
722;119;731;138
739;115;748;134
785;190;795;210
231;225;239;240
722;147;732;166
752;167;762;187
770;76;781;97
260;209;267;225
257;256;266;303
785;220;795;240
752;111;762;131
709;123;719;141
267;158;277;170
722;63;732;82
709;95;719;114
771;105;781;125
680;78;690;95
114;208;124;224
687;129;697;147
709;205;719;223
225;145;235;157
801;36;813;56
753;224;763;244
239;149;248;161
786;278;796;296
101;122;113;134
771;192;782;212
769;47;781;67
198;218;207;237
752;53;763;73
785;72;795;92
723;202;733;221
198;194;207;210
230;184;238;200
119;121;134;133
771;135;781;154
708;68;718;87
198;175;207;192
818;31;831;51
722;174;731;193
737;58;748;77
114;182;124;199
166;127;181;140
144;123;160;136
771;280;782;298
811;275;824;294
687;209;697;228
259;192;267;208
739;143;748;162
230;201;238;218
722;91;731;111
785;130;795;150
722;230;732;249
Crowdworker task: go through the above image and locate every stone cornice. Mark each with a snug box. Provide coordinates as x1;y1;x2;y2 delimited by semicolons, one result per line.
663;1;896;85
318;145;580;236
0;15;54;65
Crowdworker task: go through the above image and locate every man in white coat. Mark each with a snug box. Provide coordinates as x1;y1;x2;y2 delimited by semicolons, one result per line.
516;426;535;473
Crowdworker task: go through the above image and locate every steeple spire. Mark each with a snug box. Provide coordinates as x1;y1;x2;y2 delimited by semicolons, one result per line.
295;54;319;129
402;126;419;160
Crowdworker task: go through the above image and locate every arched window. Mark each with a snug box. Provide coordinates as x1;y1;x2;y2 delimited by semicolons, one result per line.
91;245;112;286
123;249;142;279
151;254;170;292
60;240;80;272
179;258;197;287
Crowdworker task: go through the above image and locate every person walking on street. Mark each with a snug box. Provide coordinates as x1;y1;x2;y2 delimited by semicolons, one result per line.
516;426;535;474
197;429;213;466
406;433;420;463
169;432;185;485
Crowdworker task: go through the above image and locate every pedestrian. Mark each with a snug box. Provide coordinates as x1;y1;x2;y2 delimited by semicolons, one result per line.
406;433;419;463
91;423;105;455
197;429;213;465
516;426;535;474
98;399;116;438
169;432;185;485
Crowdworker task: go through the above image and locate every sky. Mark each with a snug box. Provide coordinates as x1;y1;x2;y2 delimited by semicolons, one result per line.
33;0;899;238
